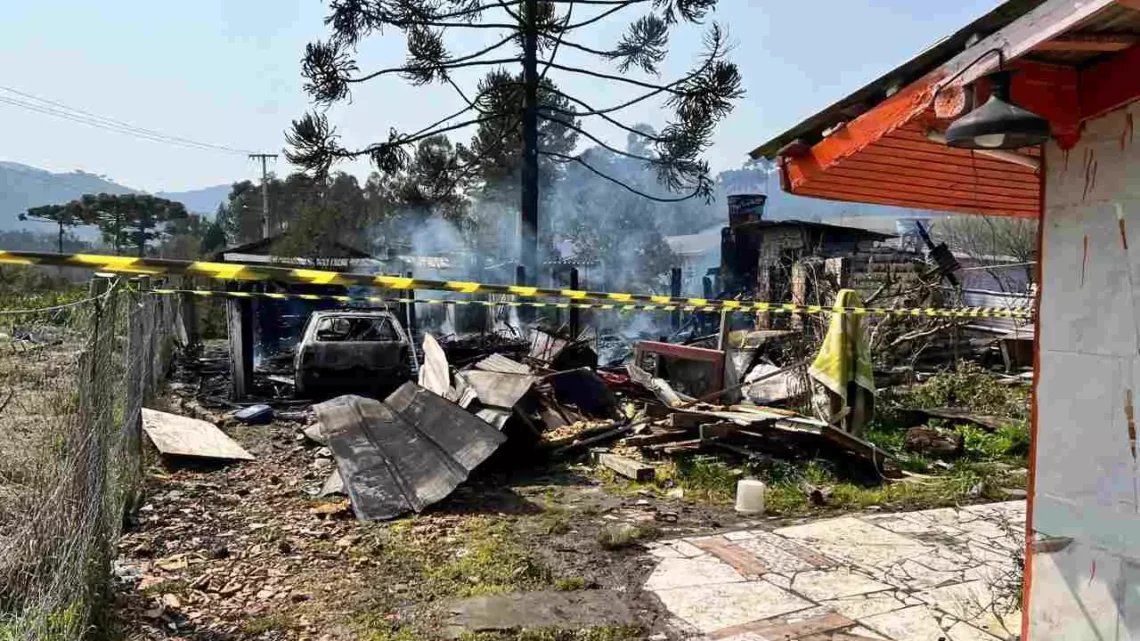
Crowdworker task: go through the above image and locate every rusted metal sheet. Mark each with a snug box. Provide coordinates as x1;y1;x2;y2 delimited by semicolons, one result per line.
141;408;254;461
313;384;505;520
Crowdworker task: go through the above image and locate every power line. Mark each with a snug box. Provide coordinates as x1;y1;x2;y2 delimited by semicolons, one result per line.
0;85;256;155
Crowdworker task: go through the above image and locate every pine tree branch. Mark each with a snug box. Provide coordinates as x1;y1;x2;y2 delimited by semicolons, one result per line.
495;0;523;23
345;114;507;159
545;0;649;4
559;2;640;29
543;100;662;141
349;55;521;84
540;151;701;202
537;27;724;115
540;0;573;81
536;60;681;92
549;38;615;58
538;112;657;163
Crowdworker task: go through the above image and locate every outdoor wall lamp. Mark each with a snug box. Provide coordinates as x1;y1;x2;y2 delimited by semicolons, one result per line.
937;49;1051;150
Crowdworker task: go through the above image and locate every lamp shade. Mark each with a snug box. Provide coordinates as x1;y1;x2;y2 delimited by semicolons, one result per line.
944;71;1051;150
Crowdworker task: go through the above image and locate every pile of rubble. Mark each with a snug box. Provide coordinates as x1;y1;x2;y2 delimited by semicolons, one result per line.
145;320;906;523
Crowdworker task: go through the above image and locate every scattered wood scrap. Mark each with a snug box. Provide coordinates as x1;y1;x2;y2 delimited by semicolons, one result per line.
141;408;254;461
905;407;1013;432
592;451;655;482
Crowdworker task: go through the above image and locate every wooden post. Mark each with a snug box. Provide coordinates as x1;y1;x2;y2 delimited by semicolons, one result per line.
516;265;530;324
569;267;580;340
404;270;417;342
180;276;199;350
670;267;682;332
226;282;254;400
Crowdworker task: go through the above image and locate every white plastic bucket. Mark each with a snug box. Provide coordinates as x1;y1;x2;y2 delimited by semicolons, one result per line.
734;479;766;515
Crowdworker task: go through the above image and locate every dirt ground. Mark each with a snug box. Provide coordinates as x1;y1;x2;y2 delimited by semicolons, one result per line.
110;393;749;641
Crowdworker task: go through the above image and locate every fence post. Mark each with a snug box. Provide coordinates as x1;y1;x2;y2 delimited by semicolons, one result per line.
124;276;145;516
136;276;155;402
569;267;580;340
516;265;530;325
226;281;254;400
180;275;199;350
404;270;417;342
670;267;682;332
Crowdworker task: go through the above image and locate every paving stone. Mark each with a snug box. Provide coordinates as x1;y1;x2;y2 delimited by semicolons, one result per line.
914;545;974;572
707;611;855;640
820;592;907;620
665;539;705;558
441;590;635;638
884;559;964;590
644;555;745;591
915;580;995;622
763;573;792;590
791;569;893;601
653;581;813;634
945;620;1005;641
861;605;947;641
871;517;937;535
775;517;931;569
956;517;1011;540
692;538;769;578
647;542;683;559
723;529;759;541
735;533;817;575
847;625;890;639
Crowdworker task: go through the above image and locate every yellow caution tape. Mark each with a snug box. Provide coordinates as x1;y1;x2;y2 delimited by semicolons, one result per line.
0;250;1033;319
147;288;1034;319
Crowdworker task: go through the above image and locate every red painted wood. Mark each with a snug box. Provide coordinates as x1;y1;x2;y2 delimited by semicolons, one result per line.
1079;42;1140;122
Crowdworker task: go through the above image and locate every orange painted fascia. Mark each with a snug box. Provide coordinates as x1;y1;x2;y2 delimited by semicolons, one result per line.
783;72;944;191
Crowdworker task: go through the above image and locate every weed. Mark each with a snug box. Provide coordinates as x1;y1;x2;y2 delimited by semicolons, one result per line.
537;513;571;535
553;576;587;591
883;362;1029;420
240;613;295;636
597;523;661;550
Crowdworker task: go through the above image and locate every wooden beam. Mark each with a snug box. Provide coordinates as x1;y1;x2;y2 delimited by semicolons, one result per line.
1034;33;1138;51
1079;42;1140;121
593;451;656;482
1117;0;1140;11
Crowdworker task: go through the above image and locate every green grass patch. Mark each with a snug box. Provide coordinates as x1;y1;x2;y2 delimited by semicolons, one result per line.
353;516;561;640
596;523;661;550
553;577;588;591
240;613;296;636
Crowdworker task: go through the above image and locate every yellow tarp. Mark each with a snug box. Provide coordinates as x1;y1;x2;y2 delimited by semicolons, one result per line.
809;289;875;403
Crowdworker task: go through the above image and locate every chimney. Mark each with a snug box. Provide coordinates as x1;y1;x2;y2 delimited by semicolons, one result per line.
728;194;767;227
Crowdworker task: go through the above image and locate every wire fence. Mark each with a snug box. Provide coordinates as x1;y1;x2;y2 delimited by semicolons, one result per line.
0;276;182;640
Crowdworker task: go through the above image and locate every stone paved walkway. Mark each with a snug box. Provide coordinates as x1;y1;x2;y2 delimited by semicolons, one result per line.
644;501;1025;641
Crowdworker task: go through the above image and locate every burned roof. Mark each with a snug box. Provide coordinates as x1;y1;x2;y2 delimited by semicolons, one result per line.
213;233;374;262
737;219;896;241
749;0;1047;160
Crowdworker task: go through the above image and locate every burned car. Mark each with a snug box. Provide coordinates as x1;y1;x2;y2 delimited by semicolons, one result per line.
294;309;413;397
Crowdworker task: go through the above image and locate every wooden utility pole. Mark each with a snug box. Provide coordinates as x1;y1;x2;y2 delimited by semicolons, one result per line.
249;153;277;239
519;0;539;286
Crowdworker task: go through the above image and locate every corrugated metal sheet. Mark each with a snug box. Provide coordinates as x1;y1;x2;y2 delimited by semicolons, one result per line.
474;353;532;375
961;288;1035;337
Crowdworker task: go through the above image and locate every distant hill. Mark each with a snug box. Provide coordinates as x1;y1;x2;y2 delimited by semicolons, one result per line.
157;184;230;216
0;161;229;232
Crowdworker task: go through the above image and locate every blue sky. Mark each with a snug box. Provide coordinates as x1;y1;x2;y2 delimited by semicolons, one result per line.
0;0;1002;193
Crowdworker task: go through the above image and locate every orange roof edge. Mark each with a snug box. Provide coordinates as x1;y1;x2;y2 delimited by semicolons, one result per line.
774;0;1120;218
